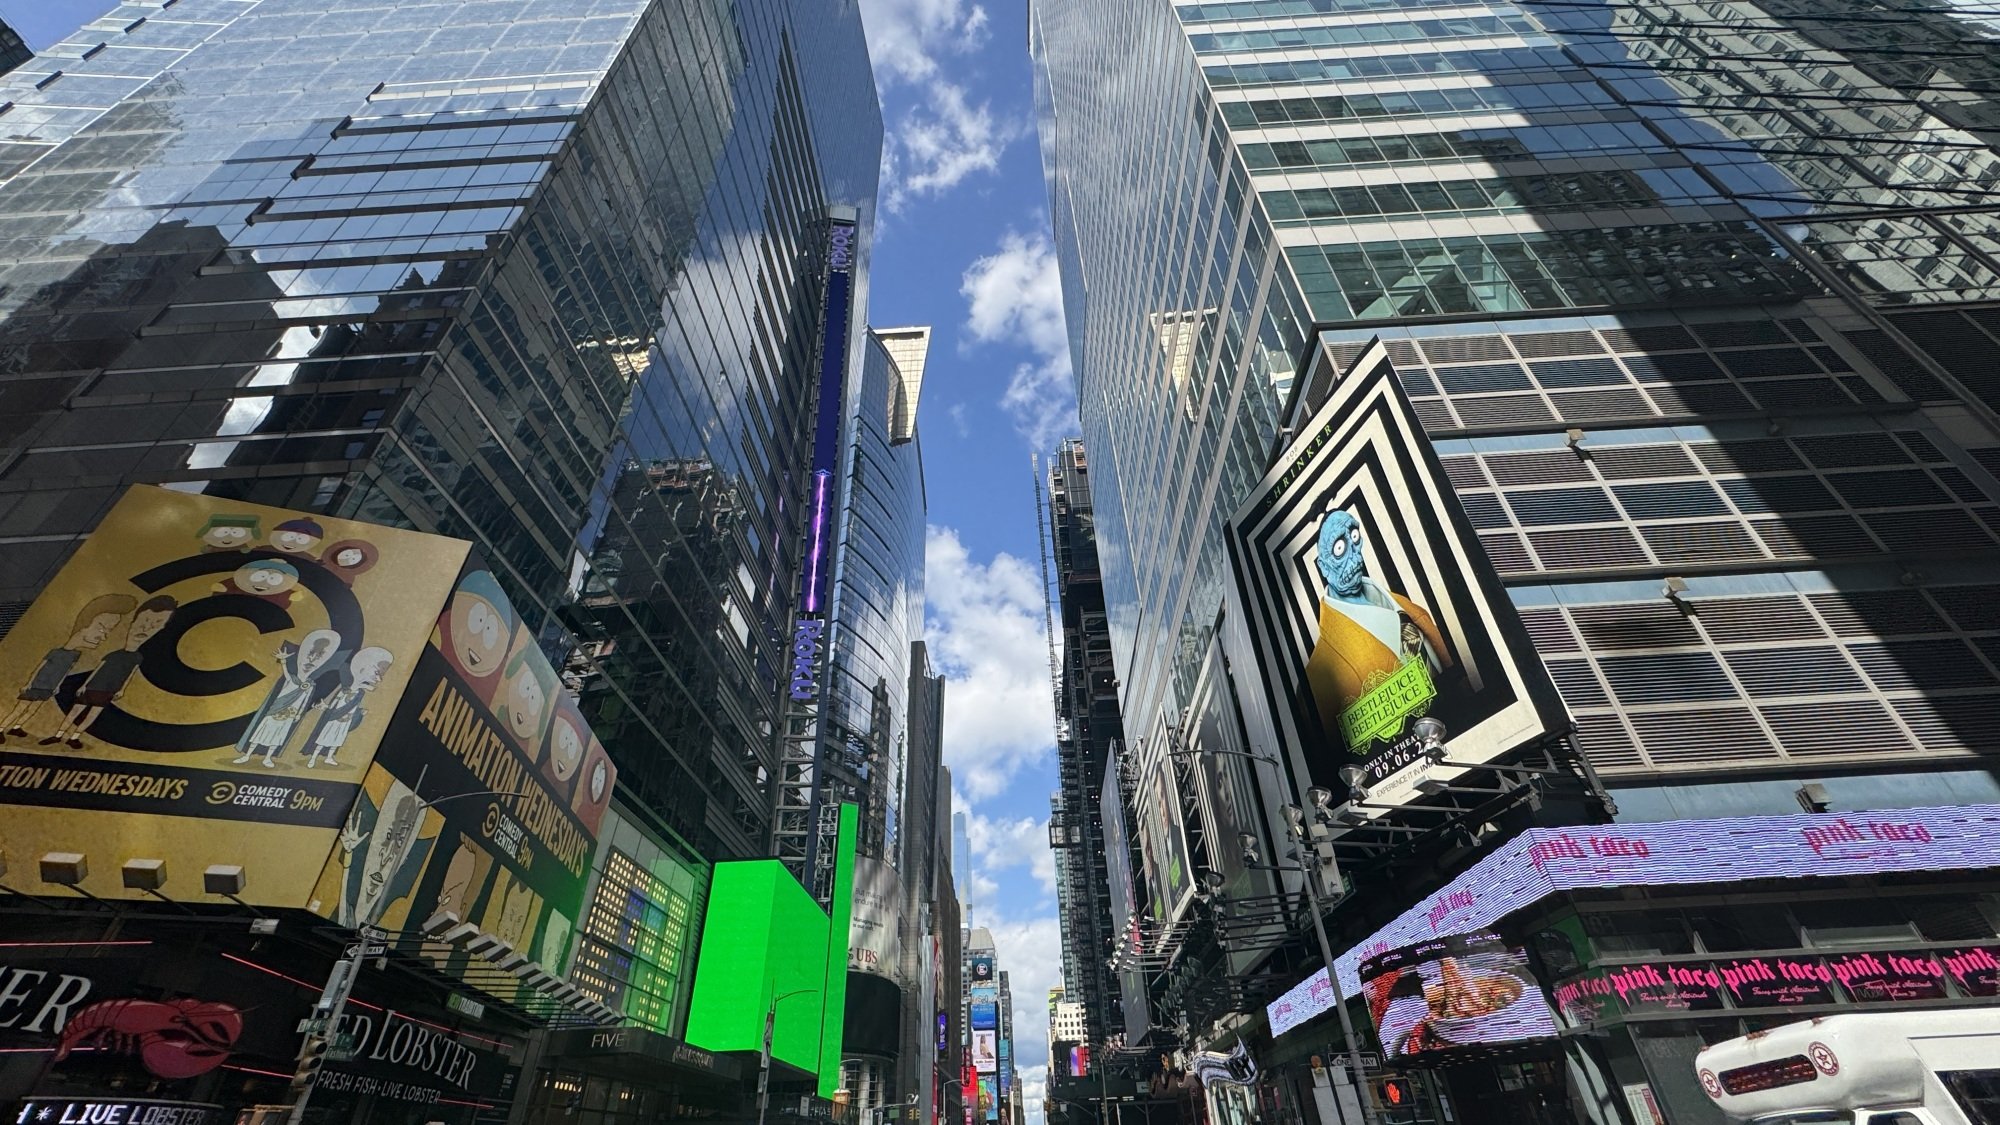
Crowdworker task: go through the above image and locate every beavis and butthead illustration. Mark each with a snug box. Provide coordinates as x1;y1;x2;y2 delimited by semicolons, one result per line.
35;595;178;749
0;594;135;742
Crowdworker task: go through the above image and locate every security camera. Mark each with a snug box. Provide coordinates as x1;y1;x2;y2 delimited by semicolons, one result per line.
1236;832;1260;866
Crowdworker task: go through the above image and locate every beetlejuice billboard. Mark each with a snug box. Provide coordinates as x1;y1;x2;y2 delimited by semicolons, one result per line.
1227;338;1566;817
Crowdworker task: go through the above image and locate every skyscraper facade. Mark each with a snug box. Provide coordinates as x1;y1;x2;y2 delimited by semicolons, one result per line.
1046;439;1123;1051
1034;0;2000;1114
1034;0;2000;815
0;19;28;78
0;0;881;860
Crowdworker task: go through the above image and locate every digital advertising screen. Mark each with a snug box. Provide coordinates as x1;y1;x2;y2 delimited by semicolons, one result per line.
1226;339;1567;817
1360;930;1557;1058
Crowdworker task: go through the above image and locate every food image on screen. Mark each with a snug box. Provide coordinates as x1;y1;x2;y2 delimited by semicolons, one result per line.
1360;931;1557;1058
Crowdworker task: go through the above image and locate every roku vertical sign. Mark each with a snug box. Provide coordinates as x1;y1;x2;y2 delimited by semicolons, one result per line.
789;219;856;704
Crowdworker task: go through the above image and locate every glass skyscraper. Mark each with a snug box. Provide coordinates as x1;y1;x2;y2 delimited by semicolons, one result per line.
1033;0;2000;832
0;0;881;861
1035;0;2000;1112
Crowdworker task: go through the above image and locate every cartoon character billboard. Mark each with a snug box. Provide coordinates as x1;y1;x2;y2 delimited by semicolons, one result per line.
1226;339;1567;817
0;486;466;903
306;561;618;975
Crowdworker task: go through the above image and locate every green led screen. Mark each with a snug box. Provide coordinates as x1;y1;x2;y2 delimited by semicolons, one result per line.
685;859;831;1072
684;802;859;1097
819;802;858;1099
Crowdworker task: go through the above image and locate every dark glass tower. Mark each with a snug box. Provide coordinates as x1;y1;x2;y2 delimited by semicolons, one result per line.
0;0;882;860
1046;439;1124;1053
0;19;28;78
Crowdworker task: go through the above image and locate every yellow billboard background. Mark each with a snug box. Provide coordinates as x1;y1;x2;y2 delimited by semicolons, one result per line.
0;485;470;904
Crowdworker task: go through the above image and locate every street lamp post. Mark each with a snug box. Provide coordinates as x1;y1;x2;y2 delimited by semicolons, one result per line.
760;988;822;1125
1278;806;1377;1125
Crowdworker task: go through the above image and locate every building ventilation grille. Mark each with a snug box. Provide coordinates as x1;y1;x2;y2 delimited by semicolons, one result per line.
1570;602;1701;650
1589;445;1700;480
1531;357;1623;386
1545;659;1609;707
1485;450;1592;486
1724;648;1865;696
1418;335;1512;363
1631;707;1776;763
1453;395;1554;427
1528;527;1647;568
1694;321;1790;347
1517;607;1580;652
1511;330;1605;358
1807;590;1944;637
1761;701;1911;757
1686;597;1828;643
1600;652;1737;704
1640;523;1764;564
1552;388;1651;419
1437;363;1531;393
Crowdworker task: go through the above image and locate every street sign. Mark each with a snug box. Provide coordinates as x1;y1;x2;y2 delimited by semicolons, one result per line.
327;1031;361;1062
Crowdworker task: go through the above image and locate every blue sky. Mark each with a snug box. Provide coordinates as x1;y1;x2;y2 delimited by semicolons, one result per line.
5;0;1072;1110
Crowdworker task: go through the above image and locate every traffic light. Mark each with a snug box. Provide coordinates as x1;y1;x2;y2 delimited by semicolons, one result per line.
291;1034;330;1093
1379;1078;1414;1109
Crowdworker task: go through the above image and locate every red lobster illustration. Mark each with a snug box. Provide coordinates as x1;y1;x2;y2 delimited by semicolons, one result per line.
54;998;245;1079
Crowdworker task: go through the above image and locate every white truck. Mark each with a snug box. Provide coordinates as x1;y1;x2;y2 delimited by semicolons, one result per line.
1695;1010;2000;1125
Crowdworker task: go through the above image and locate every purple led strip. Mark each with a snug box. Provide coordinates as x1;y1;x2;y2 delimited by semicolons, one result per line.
805;469;831;614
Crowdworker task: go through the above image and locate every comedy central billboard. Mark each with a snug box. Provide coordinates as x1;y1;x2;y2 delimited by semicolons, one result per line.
1227;339;1566;817
0;486;465;900
0;486;615;972
304;559;618;972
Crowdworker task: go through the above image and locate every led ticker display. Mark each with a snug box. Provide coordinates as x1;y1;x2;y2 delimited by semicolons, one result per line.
1267;968;1337;1037
1361;931;1557;1058
1334;804;2000;995
1554;945;1993;1026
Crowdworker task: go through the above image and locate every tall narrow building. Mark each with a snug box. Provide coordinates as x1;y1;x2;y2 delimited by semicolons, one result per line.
1035;0;2000;1116
1045;438;1124;1053
829;327;936;1125
0;0;881;861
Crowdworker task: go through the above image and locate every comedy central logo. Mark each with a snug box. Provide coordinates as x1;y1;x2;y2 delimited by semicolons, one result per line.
0;509;397;774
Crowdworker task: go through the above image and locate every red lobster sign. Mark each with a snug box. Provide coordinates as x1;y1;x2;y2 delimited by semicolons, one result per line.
54;998;245;1079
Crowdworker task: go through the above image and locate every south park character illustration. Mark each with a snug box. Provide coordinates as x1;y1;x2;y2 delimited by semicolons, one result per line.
337;779;436;928
1303;508;1453;741
213;559;302;608
39;595;177;749
439;570;515;693
270;517;324;559
1;594;134;741
232;629;343;767
572;735;613;834
543;701;586;787
496;641;556;754
301;645;393;769
319;538;379;587
198;514;260;553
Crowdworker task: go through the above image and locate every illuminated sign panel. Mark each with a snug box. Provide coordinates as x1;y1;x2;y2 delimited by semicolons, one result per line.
1333;804;2000;995
1227;340;1565;817
1360;931;1557;1057
684;860;831;1073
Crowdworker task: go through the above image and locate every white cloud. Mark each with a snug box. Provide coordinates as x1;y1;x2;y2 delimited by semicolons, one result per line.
887;82;1013;212
960;796;1058;899
860;0;989;85
1018;1065;1048;1125
925;526;1056;799
861;0;1010;211
961;232;1080;448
